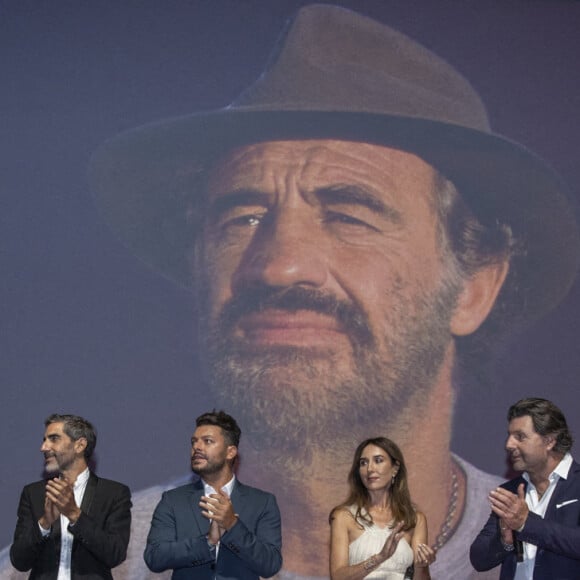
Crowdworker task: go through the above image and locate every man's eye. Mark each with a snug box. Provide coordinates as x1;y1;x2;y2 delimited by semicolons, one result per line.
233;214;263;227
215;209;268;229
324;211;377;230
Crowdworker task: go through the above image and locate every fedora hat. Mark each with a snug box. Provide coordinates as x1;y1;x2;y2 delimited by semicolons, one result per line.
90;3;579;329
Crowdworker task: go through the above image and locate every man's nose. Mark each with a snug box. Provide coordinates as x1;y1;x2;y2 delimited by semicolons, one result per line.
234;210;329;290
505;436;515;451
40;441;49;453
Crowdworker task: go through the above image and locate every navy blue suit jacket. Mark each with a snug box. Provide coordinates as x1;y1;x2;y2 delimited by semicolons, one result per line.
470;459;580;579
10;473;132;579
144;478;282;579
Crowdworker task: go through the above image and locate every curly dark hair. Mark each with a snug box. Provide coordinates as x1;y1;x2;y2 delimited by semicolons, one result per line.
508;397;573;454
196;409;241;448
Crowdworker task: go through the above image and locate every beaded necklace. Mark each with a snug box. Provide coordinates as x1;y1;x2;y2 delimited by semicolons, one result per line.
431;459;462;550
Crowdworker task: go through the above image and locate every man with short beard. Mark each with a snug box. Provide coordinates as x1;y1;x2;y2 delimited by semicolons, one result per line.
66;4;580;580
10;414;131;579
144;410;282;579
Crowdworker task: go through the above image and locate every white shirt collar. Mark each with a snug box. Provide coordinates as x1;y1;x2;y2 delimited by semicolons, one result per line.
202;475;236;497
523;452;573;485
74;467;91;488
553;452;573;479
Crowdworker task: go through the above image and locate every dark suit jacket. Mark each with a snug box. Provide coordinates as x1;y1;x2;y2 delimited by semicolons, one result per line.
470;459;580;579
144;478;282;579
10;472;132;580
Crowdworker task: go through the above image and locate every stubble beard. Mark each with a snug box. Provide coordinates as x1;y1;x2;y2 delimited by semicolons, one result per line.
44;458;61;476
43;450;74;477
198;274;461;472
191;457;228;478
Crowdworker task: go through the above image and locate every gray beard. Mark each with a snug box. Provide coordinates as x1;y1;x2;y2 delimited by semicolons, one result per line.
201;274;460;470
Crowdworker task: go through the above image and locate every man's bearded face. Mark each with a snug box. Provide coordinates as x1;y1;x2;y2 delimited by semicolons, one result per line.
194;140;462;454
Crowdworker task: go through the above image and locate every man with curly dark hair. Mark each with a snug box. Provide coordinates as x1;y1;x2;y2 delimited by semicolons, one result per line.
471;398;579;579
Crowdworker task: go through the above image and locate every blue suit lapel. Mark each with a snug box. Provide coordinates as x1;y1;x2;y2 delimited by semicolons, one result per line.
190;479;211;536
545;460;580;518
230;480;255;525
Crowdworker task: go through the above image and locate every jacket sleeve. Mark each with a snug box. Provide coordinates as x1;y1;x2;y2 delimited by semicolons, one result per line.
469;510;514;572
518;510;580;560
68;481;132;568
9;485;51;571
219;491;283;578
144;491;215;572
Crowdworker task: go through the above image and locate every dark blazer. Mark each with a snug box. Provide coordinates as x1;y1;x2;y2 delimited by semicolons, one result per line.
144;478;282;579
10;473;132;580
470;459;580;579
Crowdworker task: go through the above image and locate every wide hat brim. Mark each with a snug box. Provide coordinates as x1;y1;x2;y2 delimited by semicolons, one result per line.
90;4;579;331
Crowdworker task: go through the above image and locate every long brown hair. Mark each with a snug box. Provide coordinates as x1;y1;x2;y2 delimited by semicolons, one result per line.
331;437;417;531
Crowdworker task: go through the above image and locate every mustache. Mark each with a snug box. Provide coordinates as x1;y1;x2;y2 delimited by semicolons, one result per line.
213;285;375;348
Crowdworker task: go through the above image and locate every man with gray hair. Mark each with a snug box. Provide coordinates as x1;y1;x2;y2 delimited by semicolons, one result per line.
10;414;132;579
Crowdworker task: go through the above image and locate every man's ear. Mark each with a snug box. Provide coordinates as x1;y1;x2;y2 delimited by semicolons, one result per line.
450;260;509;336
543;435;556;451
226;445;238;462
74;437;88;456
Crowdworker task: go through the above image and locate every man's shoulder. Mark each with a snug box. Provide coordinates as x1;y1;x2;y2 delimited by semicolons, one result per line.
22;479;46;489
91;473;131;495
18;479;46;496
162;481;199;497
568;458;580;476
234;480;277;500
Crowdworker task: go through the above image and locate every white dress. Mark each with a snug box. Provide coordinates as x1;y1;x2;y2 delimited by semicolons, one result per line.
347;507;414;579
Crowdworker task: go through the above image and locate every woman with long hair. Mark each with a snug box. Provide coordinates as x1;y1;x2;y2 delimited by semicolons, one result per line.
329;437;435;579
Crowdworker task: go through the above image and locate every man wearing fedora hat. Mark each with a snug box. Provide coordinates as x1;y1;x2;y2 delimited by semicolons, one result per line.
2;4;575;580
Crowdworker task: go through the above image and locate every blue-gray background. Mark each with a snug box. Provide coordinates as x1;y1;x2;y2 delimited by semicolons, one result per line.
2;0;579;550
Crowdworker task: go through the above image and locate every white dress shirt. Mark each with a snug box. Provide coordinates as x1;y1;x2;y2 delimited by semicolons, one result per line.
38;468;90;580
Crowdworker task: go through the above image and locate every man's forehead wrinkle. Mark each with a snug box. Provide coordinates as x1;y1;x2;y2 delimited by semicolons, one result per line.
205;141;440;237
206;156;271;196
210;139;410;192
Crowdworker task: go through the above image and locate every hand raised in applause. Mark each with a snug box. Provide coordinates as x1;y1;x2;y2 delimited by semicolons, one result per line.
489;483;528;532
199;488;238;532
415;542;436;568
45;477;81;523
39;491;60;530
378;521;404;561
